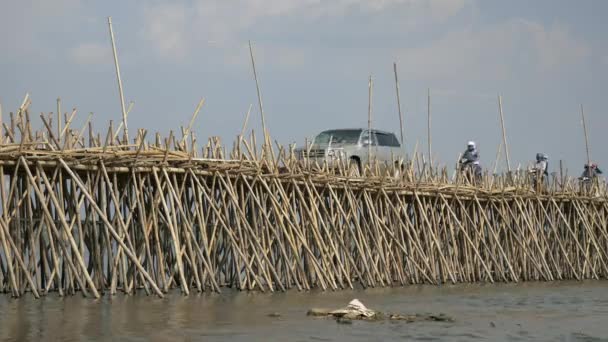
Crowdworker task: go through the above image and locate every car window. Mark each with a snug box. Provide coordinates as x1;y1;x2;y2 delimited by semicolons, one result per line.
314;129;362;145
390;134;401;147
360;130;377;145
376;132;400;147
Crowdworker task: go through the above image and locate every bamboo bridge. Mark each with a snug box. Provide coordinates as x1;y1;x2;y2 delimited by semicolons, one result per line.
0;100;607;299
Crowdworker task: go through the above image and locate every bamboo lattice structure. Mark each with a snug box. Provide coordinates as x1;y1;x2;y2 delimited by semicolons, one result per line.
0;98;607;299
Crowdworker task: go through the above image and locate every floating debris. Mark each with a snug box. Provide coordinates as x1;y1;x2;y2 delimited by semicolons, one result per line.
307;299;454;323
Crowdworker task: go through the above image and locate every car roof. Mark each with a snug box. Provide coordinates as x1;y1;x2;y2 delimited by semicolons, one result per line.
319;128;395;135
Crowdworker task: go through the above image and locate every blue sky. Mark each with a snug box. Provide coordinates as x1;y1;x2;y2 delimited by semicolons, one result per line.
2;0;607;174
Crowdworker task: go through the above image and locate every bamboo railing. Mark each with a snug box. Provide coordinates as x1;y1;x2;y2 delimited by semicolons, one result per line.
0;98;606;298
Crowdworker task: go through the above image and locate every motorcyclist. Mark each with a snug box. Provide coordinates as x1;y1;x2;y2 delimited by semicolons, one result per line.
580;163;603;180
579;163;603;194
529;153;548;190
459;141;482;183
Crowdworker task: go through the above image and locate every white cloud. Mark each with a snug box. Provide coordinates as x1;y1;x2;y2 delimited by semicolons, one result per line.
141;3;191;60
393;19;590;81
428;0;469;20
141;0;471;60
309;0;469;17
136;1;589;82
0;0;82;60
527;23;590;70
69;42;111;65
250;43;307;68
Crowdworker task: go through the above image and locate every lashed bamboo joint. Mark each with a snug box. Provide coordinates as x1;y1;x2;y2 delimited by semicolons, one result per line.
0;99;607;299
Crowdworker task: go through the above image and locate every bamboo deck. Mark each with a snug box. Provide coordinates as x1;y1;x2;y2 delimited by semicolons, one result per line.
0;99;607;298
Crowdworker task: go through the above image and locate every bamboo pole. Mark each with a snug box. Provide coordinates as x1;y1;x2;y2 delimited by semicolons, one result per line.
498;95;511;173
20;158;98;298
180;98;205;146
427;88;432;168
393;63;405;148
108;17;129;142
113;101;134;141
240;104;253;139
58;158;163;297
368;75;373;166
56;98;61;144
0;101;3;145
248;41;268;145
580;104;591;168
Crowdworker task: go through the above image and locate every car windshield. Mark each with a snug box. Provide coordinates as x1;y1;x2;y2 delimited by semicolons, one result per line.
313;130;362;145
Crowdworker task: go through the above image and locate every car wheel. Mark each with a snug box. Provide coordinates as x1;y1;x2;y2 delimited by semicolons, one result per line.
394;161;404;179
348;158;361;177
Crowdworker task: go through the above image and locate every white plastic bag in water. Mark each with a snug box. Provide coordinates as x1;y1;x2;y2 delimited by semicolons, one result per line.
329;299;375;318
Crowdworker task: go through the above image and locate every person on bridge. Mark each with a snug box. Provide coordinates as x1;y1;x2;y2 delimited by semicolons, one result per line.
581;163;603;180
459;141;482;183
530;153;549;190
580;163;603;195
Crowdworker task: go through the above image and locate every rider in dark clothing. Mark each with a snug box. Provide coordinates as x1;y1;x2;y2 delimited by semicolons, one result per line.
580;163;603;194
530;153;549;190
581;163;603;179
534;153;549;176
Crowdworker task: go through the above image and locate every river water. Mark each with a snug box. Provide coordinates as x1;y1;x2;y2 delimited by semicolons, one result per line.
1;281;607;341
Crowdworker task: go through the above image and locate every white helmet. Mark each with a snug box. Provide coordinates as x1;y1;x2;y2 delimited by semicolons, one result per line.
467;141;476;148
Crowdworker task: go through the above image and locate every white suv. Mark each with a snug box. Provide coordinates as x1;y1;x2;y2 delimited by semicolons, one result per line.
296;128;405;173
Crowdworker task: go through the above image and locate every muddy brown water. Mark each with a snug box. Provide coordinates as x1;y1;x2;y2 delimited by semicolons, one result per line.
1;281;608;341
